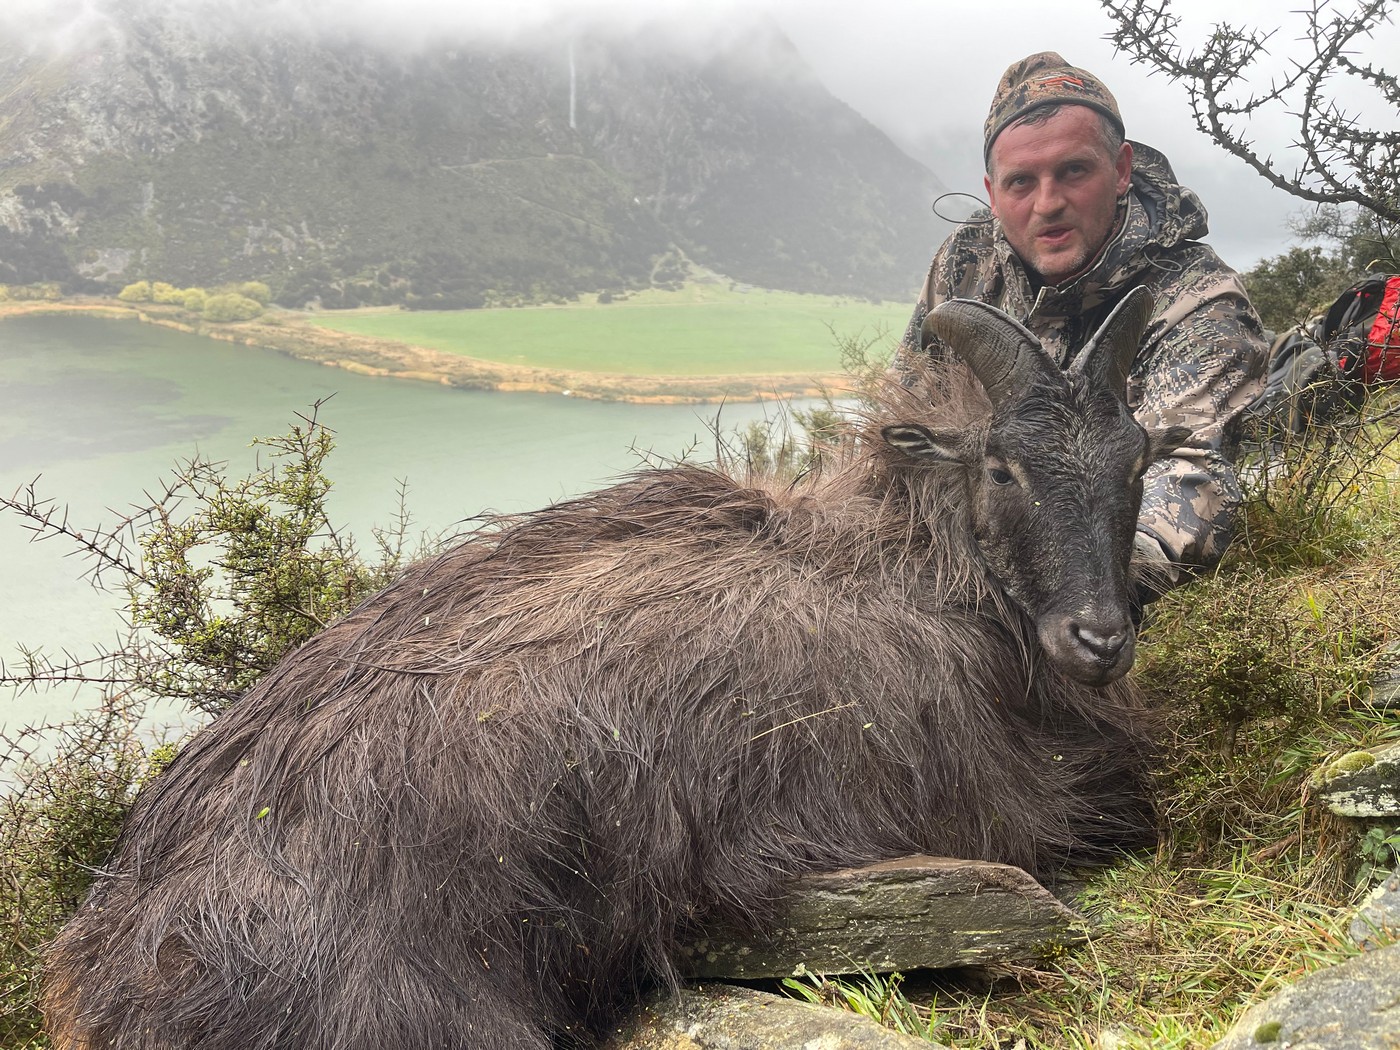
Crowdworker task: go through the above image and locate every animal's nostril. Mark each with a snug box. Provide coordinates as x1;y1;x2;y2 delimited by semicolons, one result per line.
1073;623;1128;663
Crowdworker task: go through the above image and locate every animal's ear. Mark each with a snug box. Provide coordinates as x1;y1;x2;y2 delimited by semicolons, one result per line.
1069;286;1155;401
881;423;967;463
1147;425;1193;461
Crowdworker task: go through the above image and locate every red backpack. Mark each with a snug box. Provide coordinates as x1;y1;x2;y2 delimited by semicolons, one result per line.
1320;274;1400;384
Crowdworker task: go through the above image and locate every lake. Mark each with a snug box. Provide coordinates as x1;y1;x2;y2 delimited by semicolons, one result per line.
0;314;808;730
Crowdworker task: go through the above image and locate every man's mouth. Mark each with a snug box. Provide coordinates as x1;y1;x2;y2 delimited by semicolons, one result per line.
1037;226;1075;246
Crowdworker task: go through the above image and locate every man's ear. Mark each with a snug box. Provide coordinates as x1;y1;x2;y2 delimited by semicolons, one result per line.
984;173;998;218
1115;140;1134;197
882;423;967;463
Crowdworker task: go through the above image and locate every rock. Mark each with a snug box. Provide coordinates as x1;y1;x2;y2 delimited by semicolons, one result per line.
677;855;1086;980
1209;942;1400;1049
1350;866;1400;950
1374;675;1400;708
1370;646;1400;709
605;983;930;1050
1310;741;1400;817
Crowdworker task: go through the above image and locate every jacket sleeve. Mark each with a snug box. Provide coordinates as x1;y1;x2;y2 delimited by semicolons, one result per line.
1130;272;1268;575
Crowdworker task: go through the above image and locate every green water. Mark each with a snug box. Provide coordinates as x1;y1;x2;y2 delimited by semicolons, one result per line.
0;314;804;730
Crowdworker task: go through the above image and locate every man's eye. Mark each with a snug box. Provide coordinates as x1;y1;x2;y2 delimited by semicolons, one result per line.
989;467;1015;486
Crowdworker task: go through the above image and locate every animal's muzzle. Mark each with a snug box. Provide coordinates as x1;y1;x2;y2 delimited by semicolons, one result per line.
1039;609;1137;686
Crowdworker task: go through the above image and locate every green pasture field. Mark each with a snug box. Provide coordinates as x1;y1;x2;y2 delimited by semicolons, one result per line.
306;285;912;375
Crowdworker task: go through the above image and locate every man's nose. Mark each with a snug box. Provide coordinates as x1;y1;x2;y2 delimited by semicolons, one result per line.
1032;180;1066;215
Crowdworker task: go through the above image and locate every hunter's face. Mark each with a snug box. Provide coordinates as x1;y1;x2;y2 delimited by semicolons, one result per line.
985;105;1133;287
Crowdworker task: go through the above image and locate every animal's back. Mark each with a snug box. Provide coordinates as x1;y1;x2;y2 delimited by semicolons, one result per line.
43;463;1153;1050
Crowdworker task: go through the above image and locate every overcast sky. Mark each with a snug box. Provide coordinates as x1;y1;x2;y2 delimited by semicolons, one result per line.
767;0;1399;271
7;0;1396;272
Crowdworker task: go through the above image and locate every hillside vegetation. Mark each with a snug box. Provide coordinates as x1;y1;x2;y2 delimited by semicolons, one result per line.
0;3;949;308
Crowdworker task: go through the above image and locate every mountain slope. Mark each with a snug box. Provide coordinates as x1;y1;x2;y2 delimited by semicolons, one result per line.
0;7;950;305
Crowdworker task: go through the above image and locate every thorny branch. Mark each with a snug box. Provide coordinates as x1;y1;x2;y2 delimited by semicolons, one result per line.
0;400;414;715
1100;0;1400;224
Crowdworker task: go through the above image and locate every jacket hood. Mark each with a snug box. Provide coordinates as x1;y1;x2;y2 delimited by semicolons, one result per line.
1127;141;1210;251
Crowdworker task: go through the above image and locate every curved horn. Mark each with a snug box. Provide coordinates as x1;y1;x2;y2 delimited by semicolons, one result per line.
921;299;1057;408
1067;286;1155;401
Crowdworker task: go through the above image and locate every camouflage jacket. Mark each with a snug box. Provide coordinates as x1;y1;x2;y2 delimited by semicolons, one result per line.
898;142;1268;577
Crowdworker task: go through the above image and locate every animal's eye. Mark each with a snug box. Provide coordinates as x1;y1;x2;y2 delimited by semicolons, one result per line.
988;467;1015;486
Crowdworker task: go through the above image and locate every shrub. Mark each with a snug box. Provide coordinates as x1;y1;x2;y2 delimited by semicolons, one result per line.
116;281;151;303
180;287;207;312
0;699;154;1046
0;406;421;1038
1;402;419;713
201;292;263;322
150;281;184;305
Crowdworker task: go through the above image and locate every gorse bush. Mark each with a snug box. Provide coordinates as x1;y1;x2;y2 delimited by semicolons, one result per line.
0;405;423;1041
3;402;417;714
0;702;152;1048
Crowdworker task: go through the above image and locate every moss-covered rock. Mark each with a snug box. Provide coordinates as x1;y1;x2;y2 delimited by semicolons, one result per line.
1313;742;1400;817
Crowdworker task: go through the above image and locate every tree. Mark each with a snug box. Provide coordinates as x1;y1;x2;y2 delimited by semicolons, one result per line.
150;281;183;304
1244;245;1351;331
1243;205;1400;330
237;280;272;305
1100;0;1400;224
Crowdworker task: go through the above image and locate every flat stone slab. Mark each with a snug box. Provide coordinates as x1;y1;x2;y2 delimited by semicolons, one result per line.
677;855;1086;980
1311;741;1400;818
607;983;931;1050
1209;942;1400;1050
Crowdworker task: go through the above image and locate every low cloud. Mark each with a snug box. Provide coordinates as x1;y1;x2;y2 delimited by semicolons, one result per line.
0;0;775;56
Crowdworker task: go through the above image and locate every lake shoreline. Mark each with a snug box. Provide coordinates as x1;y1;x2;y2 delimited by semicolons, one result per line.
0;298;844;405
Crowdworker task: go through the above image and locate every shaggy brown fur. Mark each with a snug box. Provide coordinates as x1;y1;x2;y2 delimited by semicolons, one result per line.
43;360;1161;1050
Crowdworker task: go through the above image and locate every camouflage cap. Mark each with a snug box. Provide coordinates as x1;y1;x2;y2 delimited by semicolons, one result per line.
983;52;1124;164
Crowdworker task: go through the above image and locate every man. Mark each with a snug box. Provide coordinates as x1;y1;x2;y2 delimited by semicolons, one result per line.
899;52;1267;606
